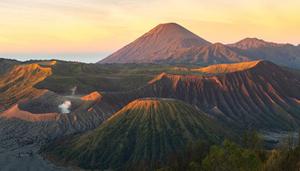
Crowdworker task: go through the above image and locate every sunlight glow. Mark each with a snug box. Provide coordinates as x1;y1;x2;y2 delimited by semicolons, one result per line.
0;0;299;61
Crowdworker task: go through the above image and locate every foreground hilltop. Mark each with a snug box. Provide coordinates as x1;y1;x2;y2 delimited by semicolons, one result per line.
43;98;227;170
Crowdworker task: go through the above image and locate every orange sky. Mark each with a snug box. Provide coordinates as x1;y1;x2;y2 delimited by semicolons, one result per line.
0;0;299;62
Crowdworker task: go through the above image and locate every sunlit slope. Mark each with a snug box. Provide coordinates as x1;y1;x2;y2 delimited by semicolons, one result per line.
100;23;210;64
0;63;52;111
192;60;261;74
99;23;251;65
43;98;226;170
0;61;117;145
100;23;300;67
160;43;250;64
147;61;300;130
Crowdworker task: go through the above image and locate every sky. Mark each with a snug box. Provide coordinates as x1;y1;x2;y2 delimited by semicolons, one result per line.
0;0;300;63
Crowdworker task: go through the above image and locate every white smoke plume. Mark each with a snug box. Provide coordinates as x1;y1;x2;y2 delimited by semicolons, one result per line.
70;86;77;96
58;100;72;114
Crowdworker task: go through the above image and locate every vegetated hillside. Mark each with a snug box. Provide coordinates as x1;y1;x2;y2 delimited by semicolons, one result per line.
43;98;228;170
100;23;211;64
228;38;300;68
35;61;189;94
36;62;153;94
1;59;198;96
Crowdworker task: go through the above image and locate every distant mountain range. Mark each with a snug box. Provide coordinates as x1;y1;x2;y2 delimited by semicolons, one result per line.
99;23;300;68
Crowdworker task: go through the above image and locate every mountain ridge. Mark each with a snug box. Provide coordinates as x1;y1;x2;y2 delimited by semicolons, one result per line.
159;43;251;64
99;60;300;131
228;37;285;49
191;60;262;74
99;23;300;68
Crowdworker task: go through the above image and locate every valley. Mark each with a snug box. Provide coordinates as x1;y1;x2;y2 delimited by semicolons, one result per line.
1;58;300;170
1;22;300;171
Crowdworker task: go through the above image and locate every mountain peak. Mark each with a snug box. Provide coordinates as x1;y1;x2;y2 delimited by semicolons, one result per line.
99;23;210;64
81;91;102;101
229;37;281;49
120;98;177;112
141;22;208;43
241;37;265;42
142;23;209;43
153;22;182;29
148;23;191;33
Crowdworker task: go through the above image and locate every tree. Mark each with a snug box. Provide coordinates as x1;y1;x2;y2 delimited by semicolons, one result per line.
202;139;262;171
242;130;263;151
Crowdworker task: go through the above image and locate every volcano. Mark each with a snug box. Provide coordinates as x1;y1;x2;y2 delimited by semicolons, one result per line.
43;98;227;170
99;24;300;68
99;23;211;64
99;23;253;65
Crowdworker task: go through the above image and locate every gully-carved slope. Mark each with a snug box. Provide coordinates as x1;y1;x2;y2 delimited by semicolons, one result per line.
43;98;226;170
0;63;52;111
147;61;300;130
101;61;300;131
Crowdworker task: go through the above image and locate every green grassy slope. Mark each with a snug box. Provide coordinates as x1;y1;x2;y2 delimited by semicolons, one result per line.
35;61;203;94
43;98;227;170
